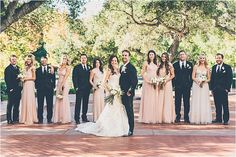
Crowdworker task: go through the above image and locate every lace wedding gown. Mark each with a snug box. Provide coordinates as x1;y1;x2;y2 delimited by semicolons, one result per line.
75;74;129;137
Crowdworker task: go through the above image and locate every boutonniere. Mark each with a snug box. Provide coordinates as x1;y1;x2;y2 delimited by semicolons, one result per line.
48;67;51;73
222;66;225;70
121;66;127;73
186;64;191;69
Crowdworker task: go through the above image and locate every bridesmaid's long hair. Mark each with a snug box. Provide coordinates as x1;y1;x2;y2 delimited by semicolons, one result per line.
157;52;170;76
60;55;70;66
147;50;157;65
108;55;119;75
197;53;208;68
93;58;103;73
24;54;35;70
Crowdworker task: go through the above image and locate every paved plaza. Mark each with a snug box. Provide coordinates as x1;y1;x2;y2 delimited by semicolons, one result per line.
0;92;235;157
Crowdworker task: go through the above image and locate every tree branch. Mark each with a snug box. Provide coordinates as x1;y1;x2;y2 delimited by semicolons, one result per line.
1;0;45;33
213;16;236;35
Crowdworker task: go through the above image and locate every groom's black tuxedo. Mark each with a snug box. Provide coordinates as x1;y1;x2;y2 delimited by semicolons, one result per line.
173;61;193;122
210;63;233;123
119;62;138;133
35;65;56;123
4;64;22;123
72;64;92;122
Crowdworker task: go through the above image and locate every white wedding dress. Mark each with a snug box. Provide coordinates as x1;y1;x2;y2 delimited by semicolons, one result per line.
75;74;129;137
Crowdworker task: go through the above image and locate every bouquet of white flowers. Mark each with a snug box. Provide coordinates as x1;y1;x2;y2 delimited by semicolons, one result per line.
150;77;158;89
105;86;123;105
18;71;25;87
56;91;63;99
199;74;207;88
157;76;166;90
56;86;64;99
94;81;102;91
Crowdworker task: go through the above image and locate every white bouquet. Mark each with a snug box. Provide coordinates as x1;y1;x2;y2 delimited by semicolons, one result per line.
150;77;158;89
18;71;25;87
94;81;102;91
199;74;207;88
105;86;123;105
56;91;63;99
157;76;166;90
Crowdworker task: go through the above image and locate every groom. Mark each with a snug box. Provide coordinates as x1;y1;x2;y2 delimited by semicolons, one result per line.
120;50;138;136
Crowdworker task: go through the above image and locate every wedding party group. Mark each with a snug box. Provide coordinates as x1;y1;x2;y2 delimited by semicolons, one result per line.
4;49;233;137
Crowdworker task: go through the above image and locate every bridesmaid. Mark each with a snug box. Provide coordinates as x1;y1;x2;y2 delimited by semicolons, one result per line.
20;54;38;125
190;53;212;124
139;50;159;123
53;55;71;124
90;58;105;122
157;52;175;123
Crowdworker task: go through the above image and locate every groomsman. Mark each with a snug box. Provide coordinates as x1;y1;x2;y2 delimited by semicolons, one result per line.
4;55;22;124
72;54;92;124
35;56;56;124
173;50;193;123
210;53;233;125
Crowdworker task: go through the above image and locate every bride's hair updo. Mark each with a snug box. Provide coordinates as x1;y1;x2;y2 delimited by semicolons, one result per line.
108;55;119;75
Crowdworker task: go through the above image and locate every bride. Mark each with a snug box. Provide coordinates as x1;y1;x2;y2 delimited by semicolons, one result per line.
75;55;129;137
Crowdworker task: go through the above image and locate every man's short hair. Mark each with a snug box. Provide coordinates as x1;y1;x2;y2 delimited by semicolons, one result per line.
216;53;224;59
122;49;131;56
81;54;87;58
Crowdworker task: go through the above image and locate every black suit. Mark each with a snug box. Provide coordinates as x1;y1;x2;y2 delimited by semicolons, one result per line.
72;64;92;122
173;61;193;121
210;63;233;123
4;64;22;122
119;62;138;133
35;65;56;122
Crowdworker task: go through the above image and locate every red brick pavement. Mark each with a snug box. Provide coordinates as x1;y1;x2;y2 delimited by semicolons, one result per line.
0;95;235;157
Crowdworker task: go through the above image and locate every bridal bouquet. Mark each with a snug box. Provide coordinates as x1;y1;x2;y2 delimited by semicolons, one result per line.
199;75;207;88
150;77;158;89
157;76;166;90
105;86;123;105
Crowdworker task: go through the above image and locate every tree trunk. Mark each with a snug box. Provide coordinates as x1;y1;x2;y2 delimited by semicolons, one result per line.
0;1;45;33
168;35;180;62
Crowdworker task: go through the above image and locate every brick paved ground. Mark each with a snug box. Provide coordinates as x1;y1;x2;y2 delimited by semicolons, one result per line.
0;92;235;157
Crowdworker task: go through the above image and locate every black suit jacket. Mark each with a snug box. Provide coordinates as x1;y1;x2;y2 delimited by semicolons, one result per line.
173;61;193;89
210;63;233;92
35;65;56;91
4;64;22;93
72;64;92;91
119;62;138;96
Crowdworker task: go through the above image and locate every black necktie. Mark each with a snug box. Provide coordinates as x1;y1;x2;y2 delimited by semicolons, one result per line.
43;66;46;74
181;62;184;69
83;65;86;71
216;65;220;73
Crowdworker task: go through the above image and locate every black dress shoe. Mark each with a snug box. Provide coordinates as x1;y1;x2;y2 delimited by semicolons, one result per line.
38;121;43;124
223;122;229;125
175;119;180;123
184;120;190;123
76;120;80;124
128;131;133;136
212;119;222;123
82;119;90;123
47;120;53;124
7;120;13;124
